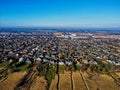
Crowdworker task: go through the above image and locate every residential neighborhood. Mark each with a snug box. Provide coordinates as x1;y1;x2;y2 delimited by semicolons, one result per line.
0;30;120;90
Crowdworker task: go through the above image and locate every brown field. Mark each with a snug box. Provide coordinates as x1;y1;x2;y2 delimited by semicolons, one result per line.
0;72;26;90
72;71;86;90
59;71;72;90
0;71;119;90
30;76;47;90
82;72;119;90
116;72;120;77
50;75;58;90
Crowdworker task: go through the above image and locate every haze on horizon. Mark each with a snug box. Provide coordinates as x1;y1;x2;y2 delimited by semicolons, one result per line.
0;0;120;28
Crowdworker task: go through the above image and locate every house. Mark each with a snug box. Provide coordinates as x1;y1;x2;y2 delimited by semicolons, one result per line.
107;60;120;66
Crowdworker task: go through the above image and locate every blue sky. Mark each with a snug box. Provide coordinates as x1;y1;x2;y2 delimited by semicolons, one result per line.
0;0;120;27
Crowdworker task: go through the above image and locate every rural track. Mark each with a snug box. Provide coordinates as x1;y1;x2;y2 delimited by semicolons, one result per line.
56;71;60;90
56;60;60;90
78;71;90;90
109;72;120;86
0;64;11;83
70;70;74;90
0;64;10;75
0;76;8;83
0;67;8;74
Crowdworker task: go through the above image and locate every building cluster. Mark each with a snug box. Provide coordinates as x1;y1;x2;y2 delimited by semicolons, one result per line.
0;31;120;72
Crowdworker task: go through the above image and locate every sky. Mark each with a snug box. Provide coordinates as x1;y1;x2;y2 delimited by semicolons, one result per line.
0;0;120;28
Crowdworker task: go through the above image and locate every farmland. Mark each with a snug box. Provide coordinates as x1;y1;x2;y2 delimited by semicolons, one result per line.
0;70;119;90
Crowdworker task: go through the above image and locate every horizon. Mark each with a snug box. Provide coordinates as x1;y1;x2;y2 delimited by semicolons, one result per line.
0;26;120;32
0;0;120;28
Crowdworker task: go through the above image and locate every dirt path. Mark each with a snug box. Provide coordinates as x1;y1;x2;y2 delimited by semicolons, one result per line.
70;70;74;90
79;71;90;90
50;75;58;90
0;72;26;90
82;72;98;90
72;71;86;90
109;72;120;86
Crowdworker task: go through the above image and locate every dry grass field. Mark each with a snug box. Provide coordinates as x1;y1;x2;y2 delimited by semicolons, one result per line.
72;71;86;90
82;72;119;90
0;71;119;90
30;76;47;90
116;72;120;77
0;72;26;90
59;71;72;90
50;75;58;90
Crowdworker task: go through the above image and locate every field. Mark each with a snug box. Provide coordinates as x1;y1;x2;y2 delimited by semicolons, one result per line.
82;72;120;90
30;76;47;90
0;72;26;90
50;75;58;90
59;71;72;90
0;71;119;90
72;71;86;90
50;71;120;90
